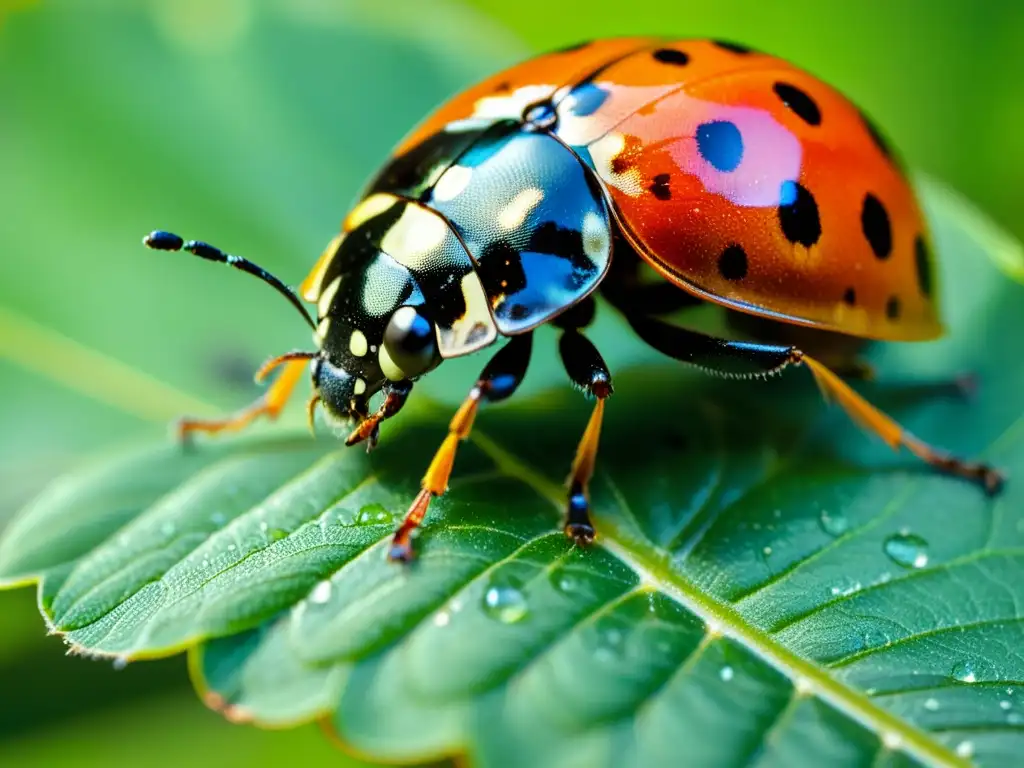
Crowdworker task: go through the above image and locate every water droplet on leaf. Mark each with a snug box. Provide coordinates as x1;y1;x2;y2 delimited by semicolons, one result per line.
955;741;974;759
952;660;977;683
355;503;393;525
310;580;332;605
482;583;528;624
112;657;128;671
719;665;734;682
819;510;849;536
924;697;940;711
883;531;929;569
1000;700;1012;711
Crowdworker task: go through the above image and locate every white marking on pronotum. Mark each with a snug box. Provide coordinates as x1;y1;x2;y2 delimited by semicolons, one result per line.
349;330;368;357
498;187;544;231
433;166;473;202
353;378;367;396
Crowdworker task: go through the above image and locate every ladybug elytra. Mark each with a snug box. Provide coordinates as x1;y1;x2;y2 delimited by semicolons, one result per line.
145;37;1003;562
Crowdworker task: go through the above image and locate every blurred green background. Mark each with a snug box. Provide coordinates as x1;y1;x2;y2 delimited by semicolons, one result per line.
0;0;1020;765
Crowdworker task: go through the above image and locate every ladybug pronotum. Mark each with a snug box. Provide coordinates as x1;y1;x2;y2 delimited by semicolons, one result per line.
145;37;1003;562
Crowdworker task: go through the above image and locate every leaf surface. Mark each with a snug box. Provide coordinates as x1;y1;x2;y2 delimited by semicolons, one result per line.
3;182;1023;768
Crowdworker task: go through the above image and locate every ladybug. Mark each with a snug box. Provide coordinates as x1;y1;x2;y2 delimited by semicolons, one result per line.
145;37;1003;562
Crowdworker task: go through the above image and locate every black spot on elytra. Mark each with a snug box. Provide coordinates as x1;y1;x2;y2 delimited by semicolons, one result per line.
773;82;821;126
569;82;609;117
861;193;892;260
843;287;857;306
653;48;690;66
696;120;743;172
860;108;894;161
493;80;512;93
712;40;754;54
718;244;748;281
886;295;901;320
914;235;933;297
649;173;671;201
778;181;821;247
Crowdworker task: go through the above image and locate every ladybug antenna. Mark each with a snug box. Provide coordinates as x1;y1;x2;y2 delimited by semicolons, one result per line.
142;230;317;330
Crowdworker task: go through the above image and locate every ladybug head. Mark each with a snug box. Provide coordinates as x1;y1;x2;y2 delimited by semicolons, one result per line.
312;302;441;426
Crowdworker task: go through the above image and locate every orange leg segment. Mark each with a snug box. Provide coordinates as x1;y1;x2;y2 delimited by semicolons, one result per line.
388;334;533;562
800;353;1004;493
177;352;313;442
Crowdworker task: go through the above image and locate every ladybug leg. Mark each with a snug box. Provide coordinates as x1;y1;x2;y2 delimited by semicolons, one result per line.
344;379;413;451
176;352;315;443
625;314;1004;494
389;333;533;562
557;326;613;545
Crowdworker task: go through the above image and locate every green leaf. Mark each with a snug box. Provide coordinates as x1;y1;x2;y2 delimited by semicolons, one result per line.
3;180;1024;768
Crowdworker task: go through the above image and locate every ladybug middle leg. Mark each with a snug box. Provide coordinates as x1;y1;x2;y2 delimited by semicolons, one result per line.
388;333;534;562
552;298;613;545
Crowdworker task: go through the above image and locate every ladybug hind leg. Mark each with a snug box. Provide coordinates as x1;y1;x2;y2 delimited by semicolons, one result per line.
388;333;534;562
622;311;1004;494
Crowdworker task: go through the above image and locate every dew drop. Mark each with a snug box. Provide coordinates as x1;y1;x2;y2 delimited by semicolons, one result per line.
259;521;269;533
819;510;849;536
434;610;451;627
882;732;903;750
952;660;978;683
883;531;929;569
227;544;236;552
310;580;332;605
550;569;581;596
112;657;128;671
482;583;528;624
356;503;394;525
1000;700;1012;711
591;624;625;662
955;741;974;759
202;559;210;568
719;665;734;682
924;697;940;712
762;546;772;556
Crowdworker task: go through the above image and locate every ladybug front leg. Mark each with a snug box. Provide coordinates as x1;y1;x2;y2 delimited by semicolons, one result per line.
388;333;533;562
176;351;315;443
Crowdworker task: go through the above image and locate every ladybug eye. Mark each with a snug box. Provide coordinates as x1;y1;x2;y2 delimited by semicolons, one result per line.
381;305;438;380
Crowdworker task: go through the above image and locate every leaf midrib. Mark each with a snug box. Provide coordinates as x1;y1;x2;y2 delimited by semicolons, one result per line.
468;429;968;768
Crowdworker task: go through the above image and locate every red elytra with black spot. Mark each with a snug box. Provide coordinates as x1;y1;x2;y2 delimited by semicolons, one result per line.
397;37;938;342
